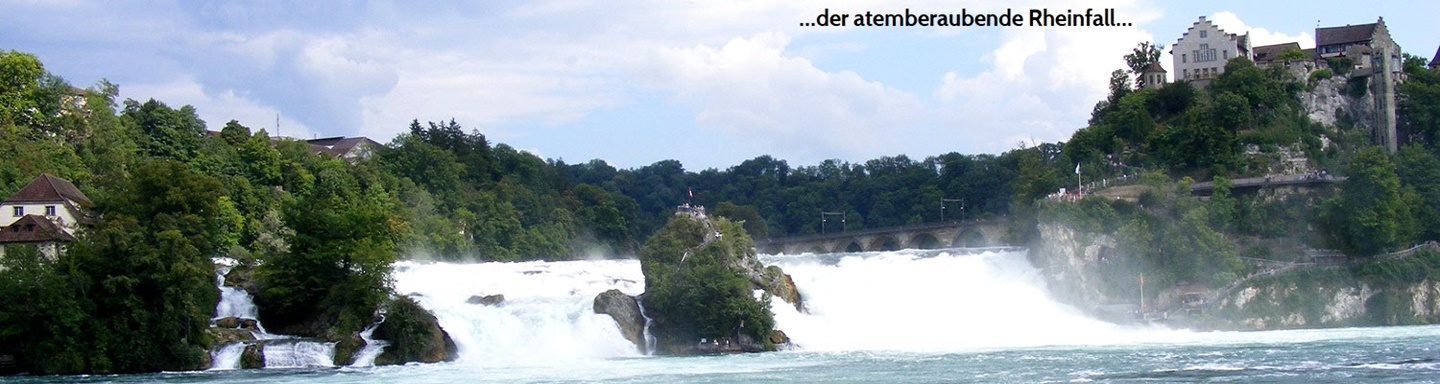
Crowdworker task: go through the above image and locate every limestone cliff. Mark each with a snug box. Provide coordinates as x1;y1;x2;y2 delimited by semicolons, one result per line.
1028;222;1125;315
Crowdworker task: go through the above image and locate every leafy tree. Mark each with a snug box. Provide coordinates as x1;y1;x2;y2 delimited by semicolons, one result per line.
257;156;402;336
0;50;45;125
1395;144;1440;240
121;99;207;163
1124;42;1163;88
62;160;225;373
1399;54;1440;146
1323;147;1417;256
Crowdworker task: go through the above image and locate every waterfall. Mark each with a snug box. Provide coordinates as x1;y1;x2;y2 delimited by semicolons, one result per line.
388;247;1183;364
209;342;246;370
349;316;389;367
261;340;337;368
210;257;336;369
392;259;646;366
636;297;657;356
764;248;1184;352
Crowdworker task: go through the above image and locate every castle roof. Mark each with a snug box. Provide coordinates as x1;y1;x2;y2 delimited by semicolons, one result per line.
0;215;75;244
3;174;91;206
1252;42;1302;62
1317;23;1377;47
1142;62;1166;73
1431;46;1440;68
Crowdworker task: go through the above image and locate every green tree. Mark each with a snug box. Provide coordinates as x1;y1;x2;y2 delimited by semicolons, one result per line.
1395;145;1440;240
1124;42;1163;88
0;50;45;125
122;99;207;162
1324;147;1417;256
1399;54;1440;146
64;160;225;373
258;156;402;336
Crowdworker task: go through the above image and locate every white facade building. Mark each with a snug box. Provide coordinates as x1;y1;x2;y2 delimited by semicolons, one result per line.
1170;16;1251;87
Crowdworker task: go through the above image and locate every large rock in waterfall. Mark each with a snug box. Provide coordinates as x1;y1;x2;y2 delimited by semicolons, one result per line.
592;289;647;353
372;296;459;364
626;207;797;355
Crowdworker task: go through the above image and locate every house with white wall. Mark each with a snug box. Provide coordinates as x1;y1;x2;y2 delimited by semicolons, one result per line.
1170;16;1251;87
0;174;90;261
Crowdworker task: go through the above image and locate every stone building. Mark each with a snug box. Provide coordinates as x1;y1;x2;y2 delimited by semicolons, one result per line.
1170;16;1251;87
1317;18;1402;152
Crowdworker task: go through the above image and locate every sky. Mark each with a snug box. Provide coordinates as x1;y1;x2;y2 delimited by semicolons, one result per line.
2;1;1436;171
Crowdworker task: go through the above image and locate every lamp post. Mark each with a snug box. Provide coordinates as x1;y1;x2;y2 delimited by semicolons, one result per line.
941;198;964;222
821;211;844;234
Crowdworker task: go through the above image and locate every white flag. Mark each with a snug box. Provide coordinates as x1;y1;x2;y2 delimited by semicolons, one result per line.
1075;163;1081;175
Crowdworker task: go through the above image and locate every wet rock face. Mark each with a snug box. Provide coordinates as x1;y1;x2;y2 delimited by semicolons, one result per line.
759;265;804;312
373;297;459;365
466;294;506;306
240;344;264;369
592;289;647;354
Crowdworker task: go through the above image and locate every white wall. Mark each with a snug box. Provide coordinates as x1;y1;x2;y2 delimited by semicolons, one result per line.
1172;17;1244;82
0;202;81;235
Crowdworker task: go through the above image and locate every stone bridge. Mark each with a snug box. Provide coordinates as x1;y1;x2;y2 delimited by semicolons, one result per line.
754;219;1010;255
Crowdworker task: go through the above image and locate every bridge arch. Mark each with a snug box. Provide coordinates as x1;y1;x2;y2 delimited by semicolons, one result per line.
869;235;901;252
843;241;864;253
906;232;943;250
952;228;988;248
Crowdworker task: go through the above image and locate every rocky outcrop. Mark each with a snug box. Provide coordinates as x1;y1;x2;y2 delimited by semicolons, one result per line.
592;289;647;353
240;344;264;369
1028;222;1122;313
759;266;803;312
373;296;459;364
634;210;794;356
207;328;256;345
466;294;505;306
223;264;261;296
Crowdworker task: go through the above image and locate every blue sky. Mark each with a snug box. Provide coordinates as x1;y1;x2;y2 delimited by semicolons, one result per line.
2;1;1436;170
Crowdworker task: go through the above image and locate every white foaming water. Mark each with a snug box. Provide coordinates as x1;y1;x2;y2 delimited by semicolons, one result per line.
764;248;1194;352
389;249;1195;365
209;343;246;370
392;259;646;366
262;341;337;368
210;258;335;370
350;317;389;367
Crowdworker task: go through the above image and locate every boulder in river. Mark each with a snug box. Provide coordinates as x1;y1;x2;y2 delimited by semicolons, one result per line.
592;289;647;353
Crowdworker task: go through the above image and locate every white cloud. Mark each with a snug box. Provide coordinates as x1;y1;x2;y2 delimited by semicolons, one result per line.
643;33;925;161
122;79;317;139
1209;11;1314;48
934;2;1162;151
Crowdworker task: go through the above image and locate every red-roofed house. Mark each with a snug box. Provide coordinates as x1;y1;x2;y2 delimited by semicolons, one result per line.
0;174;90;261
